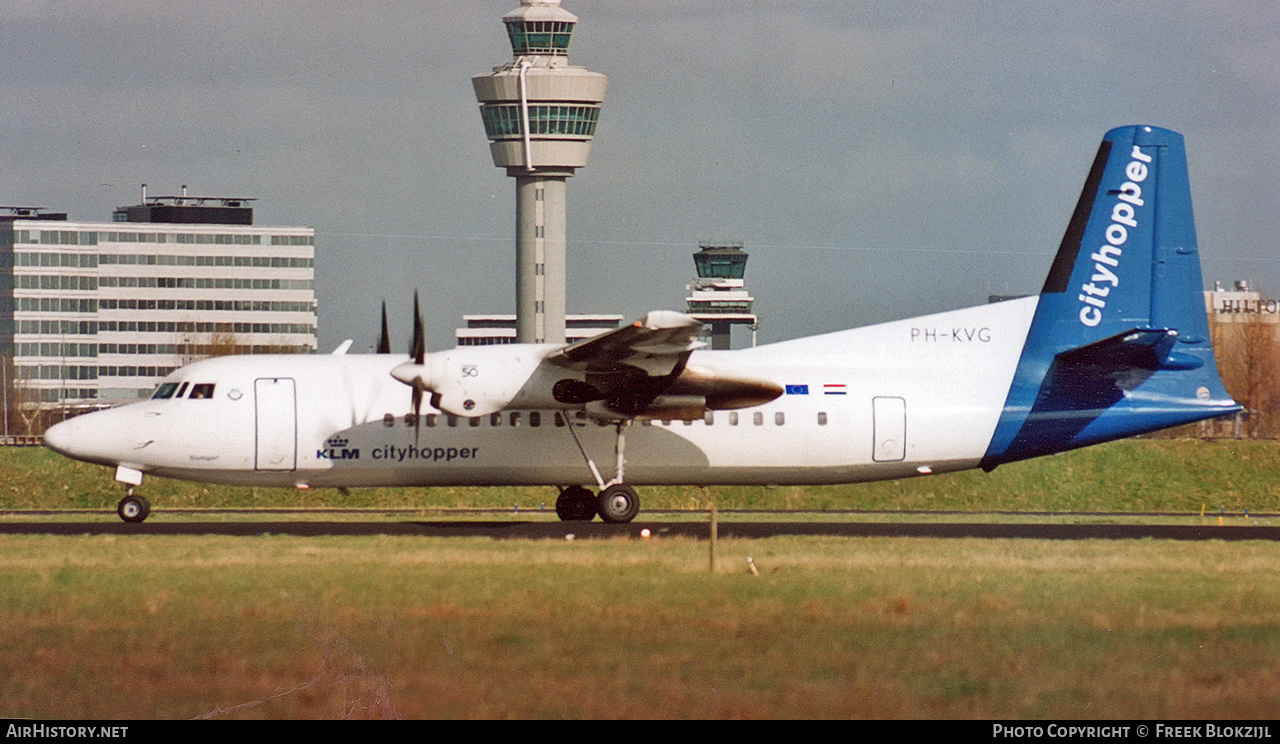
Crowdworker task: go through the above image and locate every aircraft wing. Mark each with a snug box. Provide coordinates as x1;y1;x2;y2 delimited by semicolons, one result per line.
550;310;705;371
545;311;708;417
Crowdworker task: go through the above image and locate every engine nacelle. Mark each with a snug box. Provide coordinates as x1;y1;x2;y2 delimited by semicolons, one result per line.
639;395;709;421
668;360;783;409
586;395;707;422
558;356;782;421
391;346;548;417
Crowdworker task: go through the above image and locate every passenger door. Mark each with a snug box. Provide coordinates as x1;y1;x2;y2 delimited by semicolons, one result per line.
255;377;297;471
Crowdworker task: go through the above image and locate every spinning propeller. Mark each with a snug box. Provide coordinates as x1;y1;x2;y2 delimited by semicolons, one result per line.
376;300;391;354
407;292;427;438
377;293;431;440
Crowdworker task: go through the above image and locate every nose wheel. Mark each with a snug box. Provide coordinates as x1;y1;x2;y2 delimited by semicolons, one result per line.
117;489;151;524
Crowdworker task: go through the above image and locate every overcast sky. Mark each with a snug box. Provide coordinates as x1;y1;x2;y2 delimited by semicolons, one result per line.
2;1;1276;351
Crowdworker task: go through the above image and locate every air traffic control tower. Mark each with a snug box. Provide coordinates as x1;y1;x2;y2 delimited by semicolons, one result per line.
685;243;758;350
473;0;607;344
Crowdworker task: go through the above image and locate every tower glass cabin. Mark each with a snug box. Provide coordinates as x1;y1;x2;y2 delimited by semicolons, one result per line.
693;245;749;280
505;19;574;56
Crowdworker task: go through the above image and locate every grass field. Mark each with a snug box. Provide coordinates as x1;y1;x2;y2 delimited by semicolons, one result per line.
3;439;1280;719
3;534;1279;719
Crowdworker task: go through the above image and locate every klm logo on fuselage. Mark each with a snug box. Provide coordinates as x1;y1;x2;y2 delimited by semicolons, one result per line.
318;435;360;460
316;436;481;463
1078;145;1152;328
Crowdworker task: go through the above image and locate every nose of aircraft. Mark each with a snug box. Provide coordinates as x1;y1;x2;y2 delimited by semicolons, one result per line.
42;417;85;460
43;408;144;467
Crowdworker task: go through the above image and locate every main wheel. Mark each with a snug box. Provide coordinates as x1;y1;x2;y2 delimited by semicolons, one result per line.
555;486;597;521
597;484;640;523
117;494;151;523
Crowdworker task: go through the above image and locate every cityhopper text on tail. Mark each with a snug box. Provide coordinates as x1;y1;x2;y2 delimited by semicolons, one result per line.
45;126;1241;523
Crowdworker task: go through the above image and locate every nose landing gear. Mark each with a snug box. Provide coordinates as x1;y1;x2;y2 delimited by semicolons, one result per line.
117;488;151;524
114;465;149;523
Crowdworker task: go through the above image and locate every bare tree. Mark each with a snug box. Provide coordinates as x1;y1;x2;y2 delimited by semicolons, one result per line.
2;360;48;438
1212;310;1279;438
179;326;242;363
0;354;16;437
208;329;239;357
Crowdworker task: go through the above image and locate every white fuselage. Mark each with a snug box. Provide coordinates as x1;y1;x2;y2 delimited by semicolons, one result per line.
44;298;1039;490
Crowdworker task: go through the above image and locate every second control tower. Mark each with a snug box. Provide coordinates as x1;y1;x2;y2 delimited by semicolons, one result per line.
473;0;607;344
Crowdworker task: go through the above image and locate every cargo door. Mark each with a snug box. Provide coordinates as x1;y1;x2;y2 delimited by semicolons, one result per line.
255;377;297;471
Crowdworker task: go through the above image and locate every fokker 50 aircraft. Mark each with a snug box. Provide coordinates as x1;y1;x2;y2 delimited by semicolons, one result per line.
45;126;1241;523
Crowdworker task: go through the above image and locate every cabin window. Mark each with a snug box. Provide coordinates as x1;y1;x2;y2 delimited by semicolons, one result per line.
188;383;215;399
447;415;458;427
151;382;178;399
490;413;502;427
729;412;739;426
404;413;417;427
554;412;566;427
753;411;763;426
509;412;521;427
530;412;541;427
383;413;395;427
775;412;785;426
817;412;828;426
426;413;438;428
704;411;714;425
469;417;480;427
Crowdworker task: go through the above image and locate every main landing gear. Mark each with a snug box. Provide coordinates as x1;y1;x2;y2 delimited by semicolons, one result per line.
558;419;642;523
555;483;640;523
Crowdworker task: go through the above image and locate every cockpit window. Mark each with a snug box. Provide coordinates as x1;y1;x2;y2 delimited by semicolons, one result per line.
188;383;216;399
152;382;179;400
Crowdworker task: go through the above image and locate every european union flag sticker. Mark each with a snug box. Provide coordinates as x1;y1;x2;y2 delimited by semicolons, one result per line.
785;384;809;395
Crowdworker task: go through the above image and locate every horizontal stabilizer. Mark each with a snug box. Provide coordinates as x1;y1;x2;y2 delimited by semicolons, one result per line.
1056;328;1202;372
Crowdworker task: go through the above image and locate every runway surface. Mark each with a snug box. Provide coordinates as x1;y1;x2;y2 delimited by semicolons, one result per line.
2;516;1279;540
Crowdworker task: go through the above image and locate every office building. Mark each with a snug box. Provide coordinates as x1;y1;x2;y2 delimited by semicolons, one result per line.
1;194;317;424
455;313;622;346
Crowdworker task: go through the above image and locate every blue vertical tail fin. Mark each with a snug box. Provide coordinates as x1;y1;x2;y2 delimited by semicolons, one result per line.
981;126;1240;468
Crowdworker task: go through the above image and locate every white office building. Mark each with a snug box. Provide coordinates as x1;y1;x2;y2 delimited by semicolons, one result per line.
456;313;622;346
1;195;317;419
